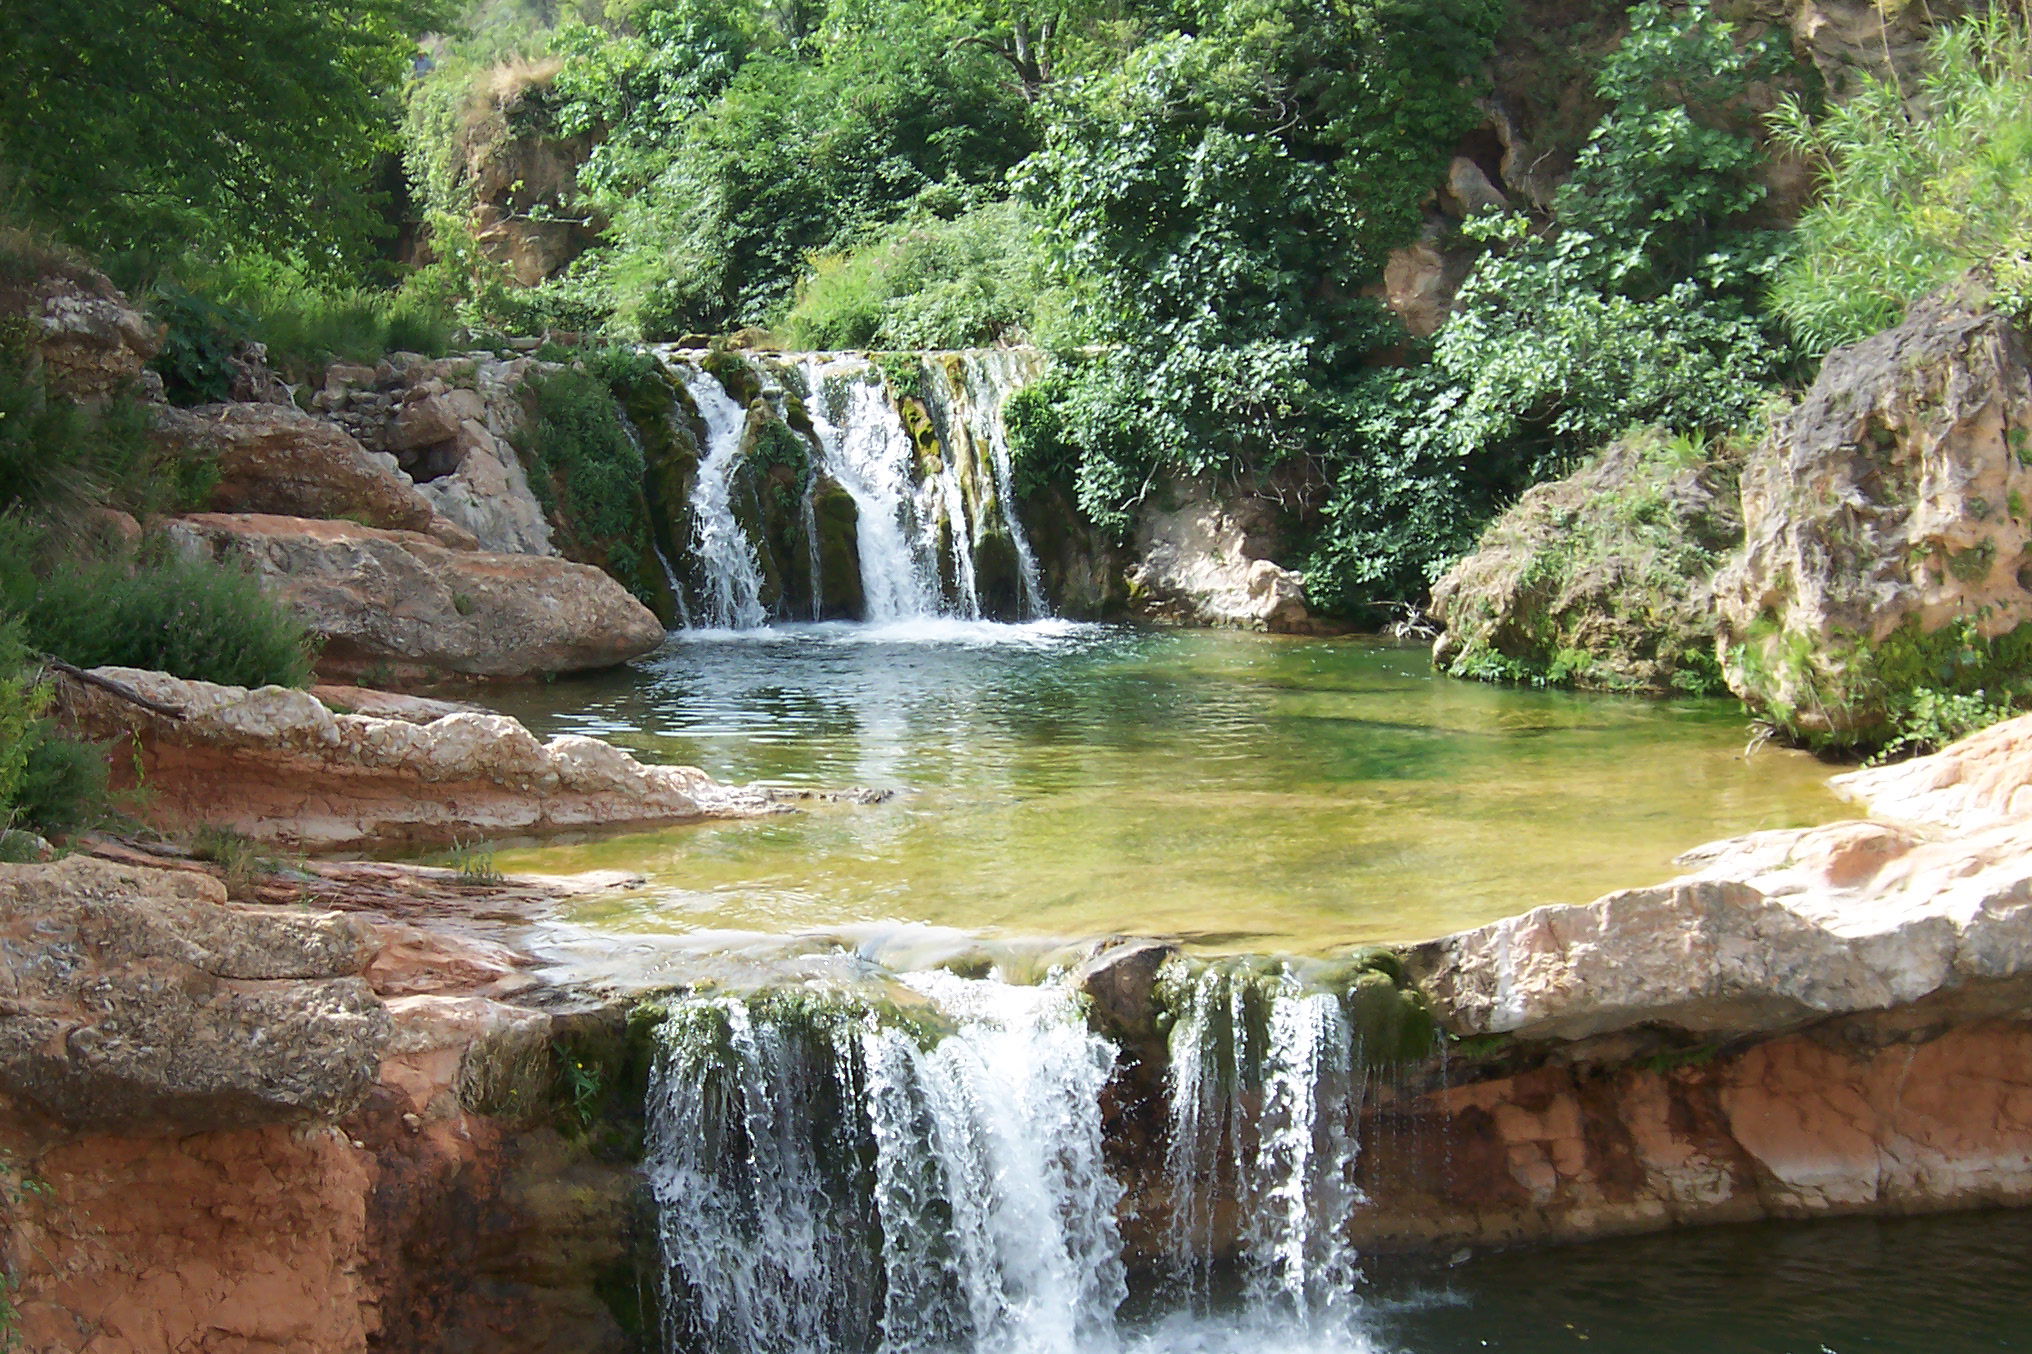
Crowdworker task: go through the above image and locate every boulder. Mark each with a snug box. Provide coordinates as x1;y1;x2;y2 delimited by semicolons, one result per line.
1408;715;2032;1044
160;401;477;545
21;265;161;403
63;665;777;850
1716;284;2032;742
1431;430;1740;693
1128;478;1317;632
161;513;664;682
0;856;389;1132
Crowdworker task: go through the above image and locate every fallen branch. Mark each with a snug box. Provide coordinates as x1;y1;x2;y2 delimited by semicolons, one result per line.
42;658;187;722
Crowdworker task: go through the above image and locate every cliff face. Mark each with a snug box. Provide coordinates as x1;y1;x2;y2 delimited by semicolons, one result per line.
0;856;652;1354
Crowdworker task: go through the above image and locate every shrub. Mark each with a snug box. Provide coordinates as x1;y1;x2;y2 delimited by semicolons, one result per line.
150;258;457;394
0;519;315;689
0;616;109;837
1772;10;2032;354
781;200;1052;350
0;353;213;519
516;366;657;598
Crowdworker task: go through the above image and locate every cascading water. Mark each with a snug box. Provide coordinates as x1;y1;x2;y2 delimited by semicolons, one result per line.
655;348;1049;628
641;961;1434;1353
799;357;951;622
958;349;1048;620
681;366;770;629
1160;965;1368;1329
646;975;1123;1354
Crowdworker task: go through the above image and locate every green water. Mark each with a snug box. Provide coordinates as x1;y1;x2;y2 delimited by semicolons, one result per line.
1363;1209;2032;1352
487;621;1840;955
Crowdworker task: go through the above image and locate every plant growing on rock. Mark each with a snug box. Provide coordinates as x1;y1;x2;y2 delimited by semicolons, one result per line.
1772;9;2032;354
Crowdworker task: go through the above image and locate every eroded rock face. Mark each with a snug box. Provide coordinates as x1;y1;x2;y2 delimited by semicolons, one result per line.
1431;432;1741;693
1716;286;2032;741
1129;479;1316;633
162;512;663;682
0;857;388;1132
316;354;559;556
0;855;649;1354
23;266;162;403
158;401;477;545
64;665;776;850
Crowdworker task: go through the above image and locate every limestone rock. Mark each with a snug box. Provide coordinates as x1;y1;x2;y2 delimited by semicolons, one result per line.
64;665;777;850
1129;478;1317;633
1716;285;2032;741
161;512;664;682
160;401;476;545
1431;431;1740;693
316;354;558;556
1409;716;2032;1043
0;856;389;1132
24;266;161;403
1830;711;2032;833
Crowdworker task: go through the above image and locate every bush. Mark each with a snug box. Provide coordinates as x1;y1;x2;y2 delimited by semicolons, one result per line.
1772;10;2032;354
150;259;457;394
0;352;214;519
0;519;315;689
0;617;109;837
781;200;1052;349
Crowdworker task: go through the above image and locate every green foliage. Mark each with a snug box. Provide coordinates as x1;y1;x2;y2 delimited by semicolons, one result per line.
1772;10;2032;353
558;0;1041;335
152;260;457;391
0;353;214;520
1022;0;1503;484
1301;2;1792;615
1739;615;2032;753
518;366;658;594
1873;686;2018;763
782;200;1053;349
0;0;453;267
0;519;316;691
0;618;109;838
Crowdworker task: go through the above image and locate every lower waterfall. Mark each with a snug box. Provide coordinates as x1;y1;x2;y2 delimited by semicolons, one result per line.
642;965;1417;1354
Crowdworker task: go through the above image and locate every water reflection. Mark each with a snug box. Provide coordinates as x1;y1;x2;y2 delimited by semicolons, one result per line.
488;624;1841;954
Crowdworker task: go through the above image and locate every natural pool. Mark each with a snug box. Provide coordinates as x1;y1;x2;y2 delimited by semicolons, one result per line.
484;621;2026;1354
488;621;1840;955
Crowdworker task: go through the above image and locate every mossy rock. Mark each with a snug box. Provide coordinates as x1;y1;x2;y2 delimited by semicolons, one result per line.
973;528;1023;621
1431;428;1743;696
814;477;864;620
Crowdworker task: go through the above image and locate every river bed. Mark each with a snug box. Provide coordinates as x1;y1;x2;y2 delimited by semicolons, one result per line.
489;622;1838;955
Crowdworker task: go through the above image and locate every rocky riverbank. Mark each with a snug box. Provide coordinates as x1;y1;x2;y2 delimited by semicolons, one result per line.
4;711;2032;1351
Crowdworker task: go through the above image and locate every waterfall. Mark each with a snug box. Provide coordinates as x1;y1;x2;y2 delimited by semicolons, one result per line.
800;357;949;622
1161;965;1366;1329
653;348;1049;628
646;975;1123;1354
641;960;1433;1353
961;350;1048;619
681;365;770;629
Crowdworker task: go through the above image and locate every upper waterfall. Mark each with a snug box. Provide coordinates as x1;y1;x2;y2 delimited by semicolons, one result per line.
649;347;1049;630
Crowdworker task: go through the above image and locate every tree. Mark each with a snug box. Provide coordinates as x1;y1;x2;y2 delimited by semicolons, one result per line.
0;0;451;267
